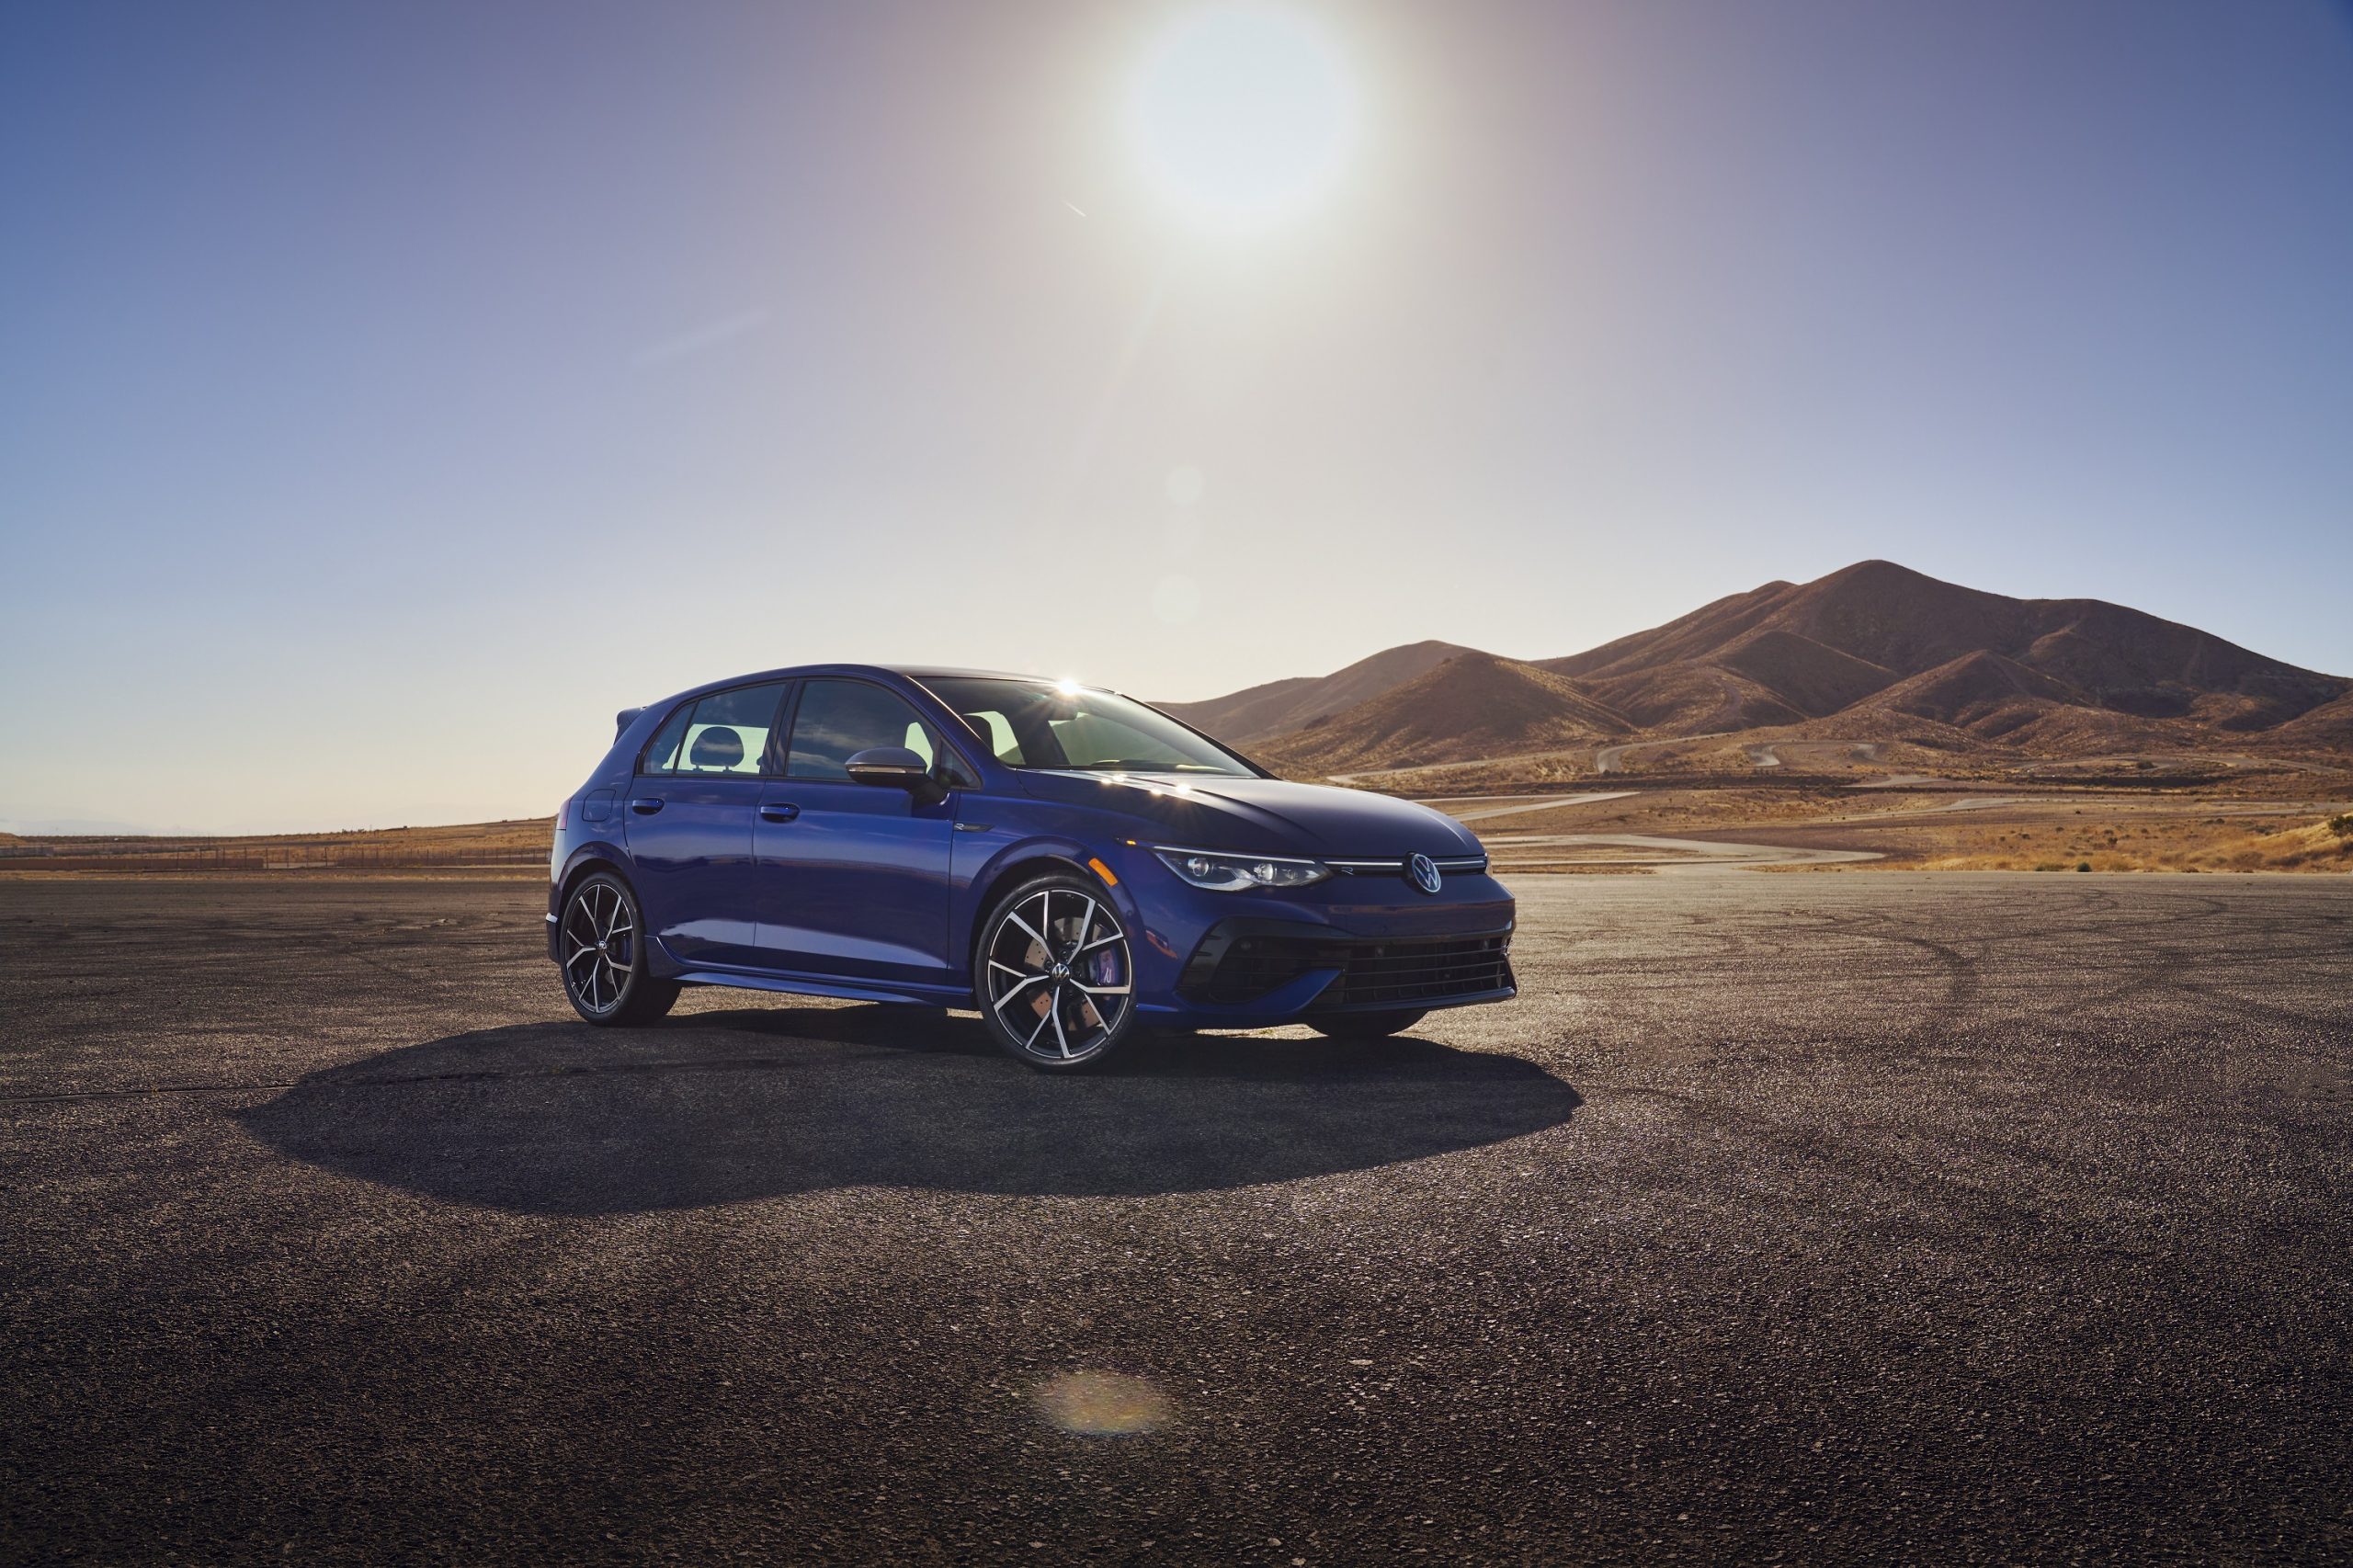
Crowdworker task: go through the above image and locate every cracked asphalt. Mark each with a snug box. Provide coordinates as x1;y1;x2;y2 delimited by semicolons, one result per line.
3;873;2348;1563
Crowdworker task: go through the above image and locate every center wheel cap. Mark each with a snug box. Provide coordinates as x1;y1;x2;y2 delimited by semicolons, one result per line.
1049;961;1070;979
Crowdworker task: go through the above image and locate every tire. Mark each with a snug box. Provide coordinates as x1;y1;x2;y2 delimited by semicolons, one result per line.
973;871;1137;1071
1307;1008;1427;1040
557;871;681;1026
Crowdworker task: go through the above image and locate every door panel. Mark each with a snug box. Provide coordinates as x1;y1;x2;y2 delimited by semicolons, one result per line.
623;681;788;970
623;776;766;969
753;780;956;984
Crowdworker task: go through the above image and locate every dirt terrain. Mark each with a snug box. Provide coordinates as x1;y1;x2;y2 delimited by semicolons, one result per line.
0;817;551;875
4;874;2347;1562
1423;784;2353;876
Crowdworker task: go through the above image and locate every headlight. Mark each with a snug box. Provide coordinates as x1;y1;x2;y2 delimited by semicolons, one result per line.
1153;846;1331;892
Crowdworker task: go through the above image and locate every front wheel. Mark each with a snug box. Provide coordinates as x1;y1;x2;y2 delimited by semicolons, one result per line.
1307;1008;1427;1040
975;873;1137;1071
559;871;681;1025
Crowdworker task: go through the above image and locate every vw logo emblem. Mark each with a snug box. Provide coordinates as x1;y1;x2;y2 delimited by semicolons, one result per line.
1407;853;1442;895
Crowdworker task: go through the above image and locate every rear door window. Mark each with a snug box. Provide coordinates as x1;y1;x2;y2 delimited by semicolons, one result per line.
642;683;788;776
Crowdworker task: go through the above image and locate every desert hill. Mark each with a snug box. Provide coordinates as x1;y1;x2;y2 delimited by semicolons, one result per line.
1156;640;1478;744
1264;653;1631;773
1188;562;2350;774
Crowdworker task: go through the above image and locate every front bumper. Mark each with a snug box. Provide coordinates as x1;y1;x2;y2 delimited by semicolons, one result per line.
1129;865;1519;1027
1176;919;1515;1017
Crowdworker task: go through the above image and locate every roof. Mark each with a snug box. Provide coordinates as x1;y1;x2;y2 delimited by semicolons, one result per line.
884;665;1064;683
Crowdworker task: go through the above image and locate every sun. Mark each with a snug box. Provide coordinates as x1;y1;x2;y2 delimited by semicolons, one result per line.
1127;5;1360;233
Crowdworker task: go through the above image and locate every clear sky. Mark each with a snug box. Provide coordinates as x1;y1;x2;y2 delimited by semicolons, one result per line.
4;1;2349;834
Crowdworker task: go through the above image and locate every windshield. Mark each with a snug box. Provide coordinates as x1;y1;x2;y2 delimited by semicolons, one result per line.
922;678;1258;777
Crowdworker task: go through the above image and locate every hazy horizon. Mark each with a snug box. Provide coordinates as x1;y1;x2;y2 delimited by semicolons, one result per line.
6;1;2350;834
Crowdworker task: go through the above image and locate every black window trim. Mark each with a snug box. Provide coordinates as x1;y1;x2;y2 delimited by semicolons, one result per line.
779;674;982;787
634;680;797;779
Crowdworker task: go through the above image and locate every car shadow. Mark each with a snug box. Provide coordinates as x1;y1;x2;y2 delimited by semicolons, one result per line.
234;1006;1581;1213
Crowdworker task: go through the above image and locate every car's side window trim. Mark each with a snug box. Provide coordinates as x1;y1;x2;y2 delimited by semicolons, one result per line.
771;677;818;777
778;676;981;785
634;681;795;779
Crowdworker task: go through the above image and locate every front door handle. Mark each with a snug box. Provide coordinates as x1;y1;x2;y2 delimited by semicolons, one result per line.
629;797;665;815
759;802;800;823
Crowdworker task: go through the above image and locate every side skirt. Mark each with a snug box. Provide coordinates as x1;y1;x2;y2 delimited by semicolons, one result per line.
672;969;975;1009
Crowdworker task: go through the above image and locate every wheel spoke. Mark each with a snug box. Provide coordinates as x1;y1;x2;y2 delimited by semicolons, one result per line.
1068;979;1131;995
1069;897;1097;960
1050;986;1071;1057
991;972;1047;1015
1004;909;1051;955
1072;932;1121;956
1023;1001;1054;1051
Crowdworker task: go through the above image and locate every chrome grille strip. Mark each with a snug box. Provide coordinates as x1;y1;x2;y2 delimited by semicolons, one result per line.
1326;856;1489;875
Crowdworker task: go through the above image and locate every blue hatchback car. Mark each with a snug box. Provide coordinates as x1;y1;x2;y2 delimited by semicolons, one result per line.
549;666;1515;1070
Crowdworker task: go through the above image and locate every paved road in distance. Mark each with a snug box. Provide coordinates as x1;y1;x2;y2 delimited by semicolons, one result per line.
3;873;2347;1562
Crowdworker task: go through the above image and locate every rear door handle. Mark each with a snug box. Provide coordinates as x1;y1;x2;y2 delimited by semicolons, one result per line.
759;802;800;823
629;797;665;815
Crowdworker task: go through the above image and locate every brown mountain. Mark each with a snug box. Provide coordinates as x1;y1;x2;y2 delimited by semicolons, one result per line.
1540;560;2346;735
1258;652;1631;774
1156;640;1480;744
1169;561;2349;771
2270;691;2353;749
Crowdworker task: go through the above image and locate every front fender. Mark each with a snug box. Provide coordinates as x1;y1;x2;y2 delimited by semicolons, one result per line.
949;821;1143;982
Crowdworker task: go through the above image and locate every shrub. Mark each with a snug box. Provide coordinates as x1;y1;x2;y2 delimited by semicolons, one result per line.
2328;813;2353;840
2076;861;2091;872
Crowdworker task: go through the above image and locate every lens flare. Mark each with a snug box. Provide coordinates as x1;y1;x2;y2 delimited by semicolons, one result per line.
1033;1370;1170;1436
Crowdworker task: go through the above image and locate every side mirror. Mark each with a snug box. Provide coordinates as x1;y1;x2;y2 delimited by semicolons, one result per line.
846;746;946;803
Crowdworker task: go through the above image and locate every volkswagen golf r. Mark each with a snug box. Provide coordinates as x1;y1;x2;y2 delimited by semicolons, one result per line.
548;666;1516;1070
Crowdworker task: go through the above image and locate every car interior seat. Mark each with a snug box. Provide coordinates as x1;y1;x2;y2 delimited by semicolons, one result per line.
688;726;746;771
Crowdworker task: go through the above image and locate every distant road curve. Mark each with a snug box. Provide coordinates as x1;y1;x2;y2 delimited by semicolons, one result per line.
1594;732;1739;774
1328;733;1741;785
1440;792;1638;824
1331;733;1897;784
1484;832;1882;871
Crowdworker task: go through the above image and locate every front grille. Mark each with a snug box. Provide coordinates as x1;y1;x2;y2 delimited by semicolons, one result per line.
1318;935;1512;1007
1180;927;1513;1007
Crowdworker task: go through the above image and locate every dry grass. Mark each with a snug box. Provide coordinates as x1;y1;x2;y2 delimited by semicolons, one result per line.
0;818;551;876
1903;815;2353;873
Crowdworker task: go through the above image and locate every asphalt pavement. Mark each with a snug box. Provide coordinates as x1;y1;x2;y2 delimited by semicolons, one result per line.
3;872;2347;1562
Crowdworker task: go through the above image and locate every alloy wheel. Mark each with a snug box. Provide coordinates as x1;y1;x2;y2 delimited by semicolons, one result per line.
983;886;1133;1064
562;879;638;1017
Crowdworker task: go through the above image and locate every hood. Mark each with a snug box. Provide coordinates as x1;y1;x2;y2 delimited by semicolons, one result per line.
1015;771;1482;858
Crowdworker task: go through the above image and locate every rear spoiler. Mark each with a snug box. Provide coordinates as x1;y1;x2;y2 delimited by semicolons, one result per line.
615;707;645;741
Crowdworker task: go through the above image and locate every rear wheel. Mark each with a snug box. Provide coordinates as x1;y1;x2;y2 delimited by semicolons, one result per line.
1307;1008;1427;1040
559;871;680;1025
975;873;1136;1071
